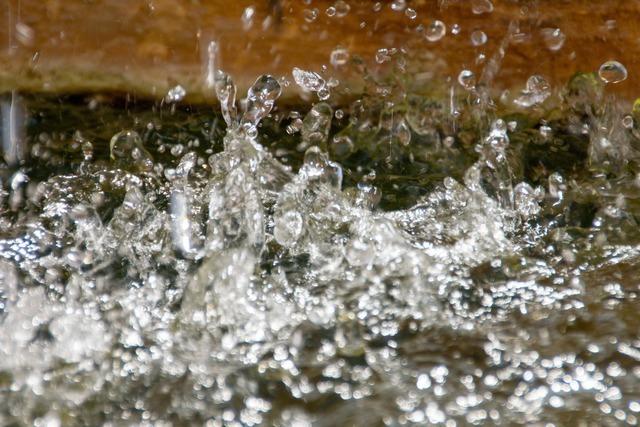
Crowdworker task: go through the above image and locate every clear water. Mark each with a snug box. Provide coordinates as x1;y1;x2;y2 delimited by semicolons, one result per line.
1;29;640;427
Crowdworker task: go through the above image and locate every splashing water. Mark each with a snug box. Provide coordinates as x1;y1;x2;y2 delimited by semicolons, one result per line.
1;24;640;427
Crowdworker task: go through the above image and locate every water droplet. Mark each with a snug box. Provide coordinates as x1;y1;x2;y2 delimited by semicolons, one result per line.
451;24;461;35
274;210;304;247
317;86;331;101
242;75;282;130
540;28;566;51
514;75;551;107
425;20;447;42
303;8;319;23
214;70;238;127
302;103;333;147
109;130;154;172
391;0;407;11
302;146;343;189
548;172;566;201
471;0;494;14
333;0;351;17
622;115;634;129
458;70;476;90
514;182;541;218
292;67;326;92
471;30;488;46
599;60;628;84
330;48;350;66
405;8;417;19
395;118;412;146
241;6;255;30
165;85;186;103
354;181;381;209
331;134;354;157
376;48;392;64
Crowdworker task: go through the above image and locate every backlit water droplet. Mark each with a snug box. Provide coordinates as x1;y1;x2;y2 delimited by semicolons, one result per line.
541;28;566;51
214;70;238;127
514;75;551;107
242;75;282;129
405;8;417;19
330;48;349;66
425;20;446;42
458;69;476;90
471;0;494;14
471;30;488;46
598;60;628;84
391;0;407;12
292;67;326;92
165;85;186;103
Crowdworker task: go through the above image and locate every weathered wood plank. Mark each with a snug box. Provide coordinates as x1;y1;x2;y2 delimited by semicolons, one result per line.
0;1;638;102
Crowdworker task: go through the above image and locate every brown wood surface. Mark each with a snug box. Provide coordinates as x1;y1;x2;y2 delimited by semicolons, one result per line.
0;1;638;102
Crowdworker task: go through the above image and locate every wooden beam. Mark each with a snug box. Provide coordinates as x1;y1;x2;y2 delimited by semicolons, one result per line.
0;1;638;102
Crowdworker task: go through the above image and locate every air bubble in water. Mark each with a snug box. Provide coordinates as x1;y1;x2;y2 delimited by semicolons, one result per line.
471;30;488;46
451;24;461;35
540;28;566;52
598;60;628;84
426;20;447;42
458;70;476;90
471;0;494;14
622;115;634;129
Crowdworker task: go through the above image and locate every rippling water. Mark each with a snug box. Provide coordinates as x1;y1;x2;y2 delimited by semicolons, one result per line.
0;69;640;426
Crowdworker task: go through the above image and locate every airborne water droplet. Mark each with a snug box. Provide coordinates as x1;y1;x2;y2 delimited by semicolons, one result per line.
471;0;494;14
330;48;349;66
109;130;154;172
598;60;628;84
242;75;282;130
514;75;551;108
333;0;351;17
391;0;407;12
274;210;304;247
292;67;326;92
425;20;446;42
214;70;238;127
302;102;333;148
471;30;488;46
458;70;476;90
540;28;566;52
165;85;186;103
